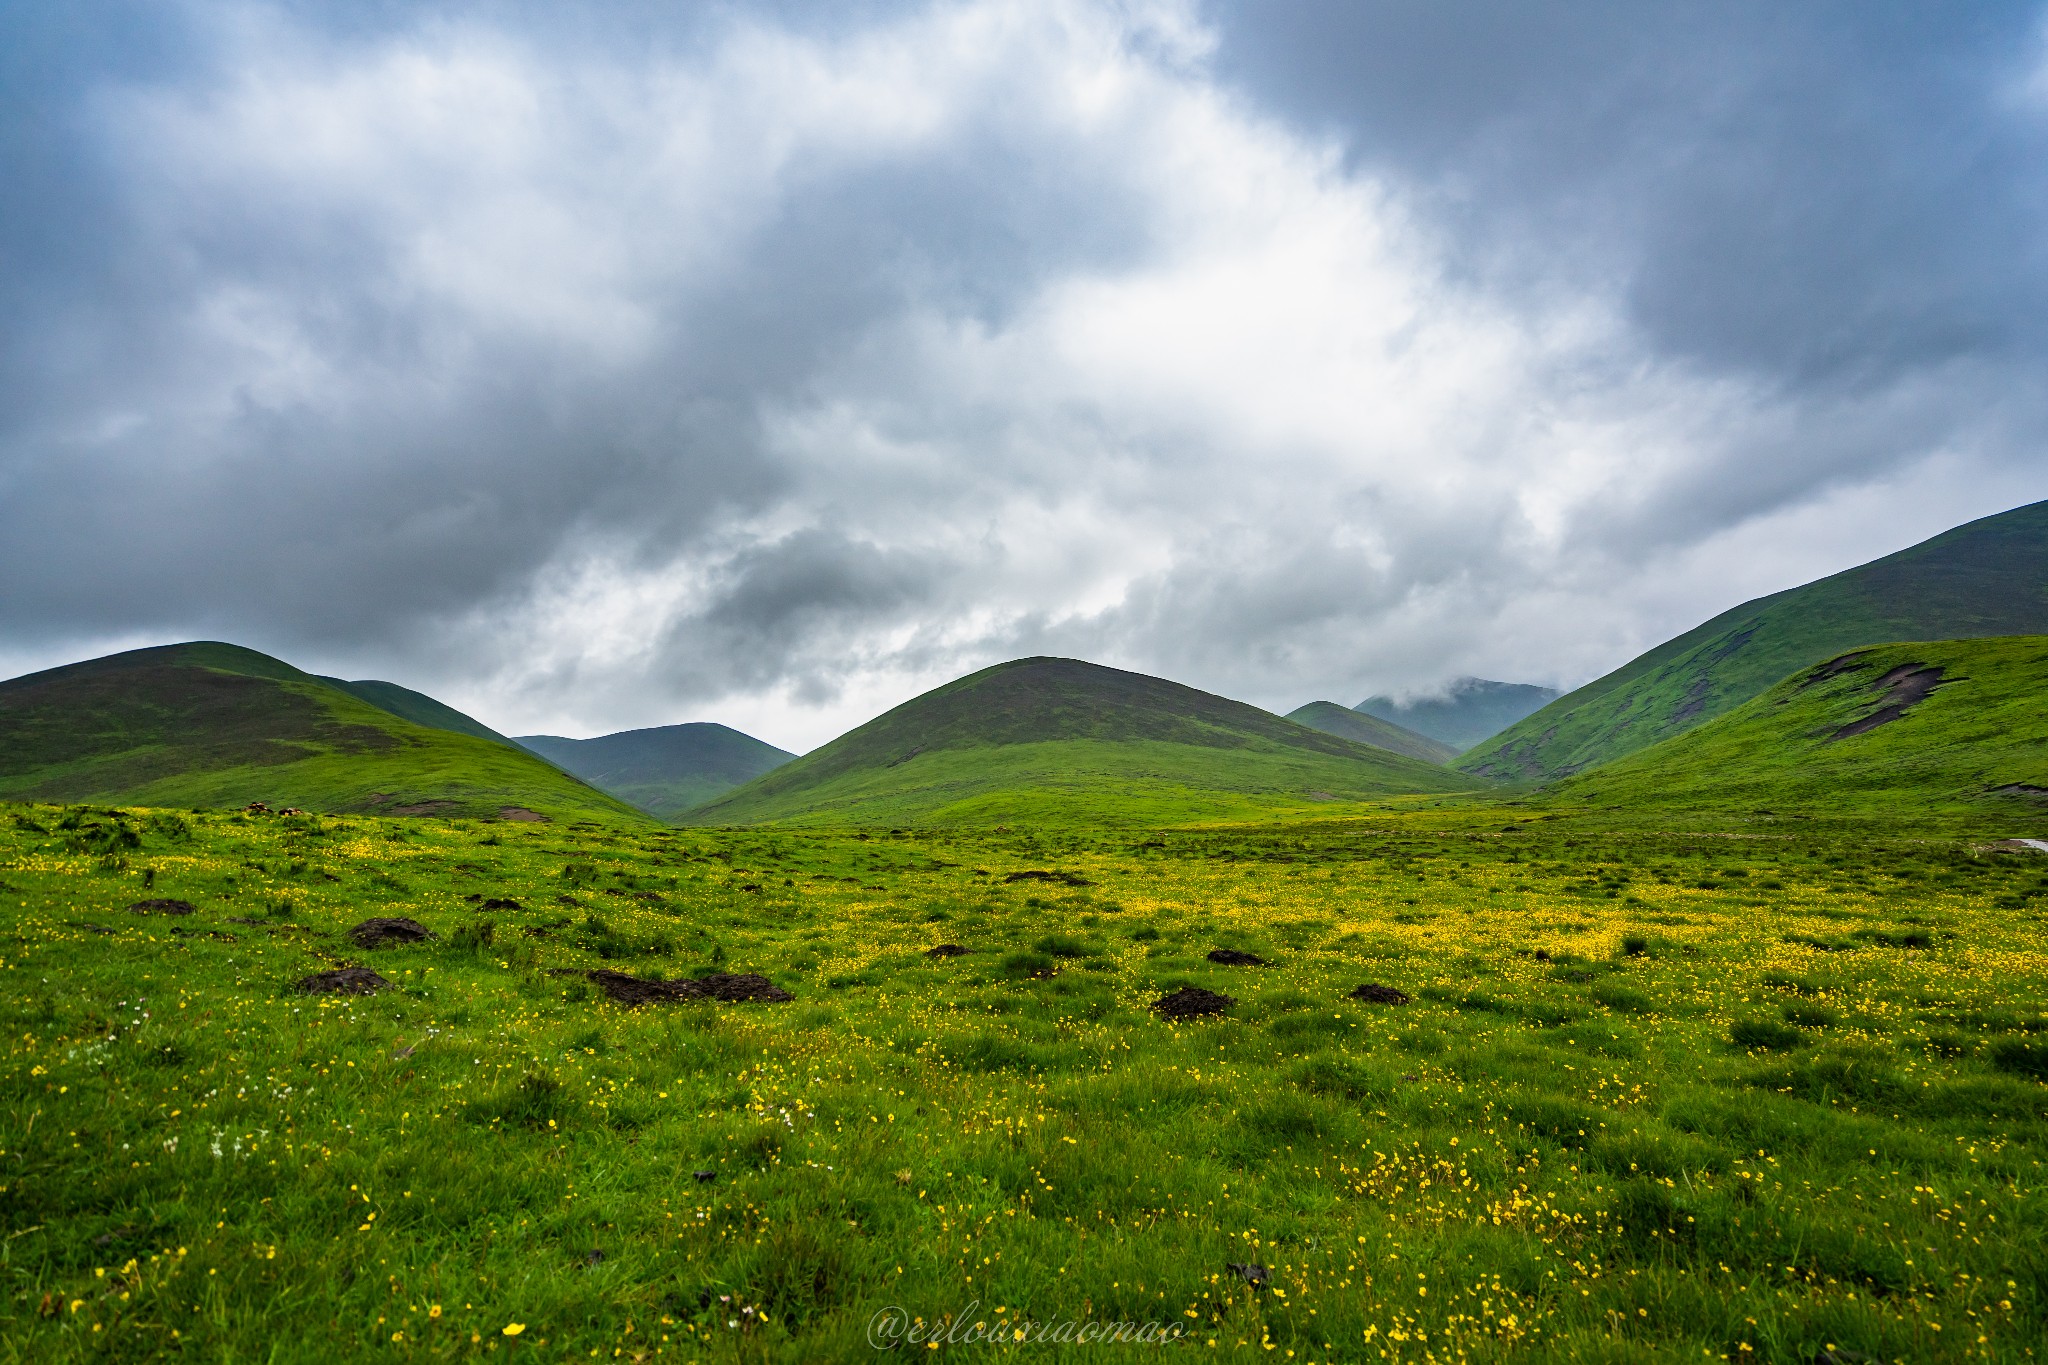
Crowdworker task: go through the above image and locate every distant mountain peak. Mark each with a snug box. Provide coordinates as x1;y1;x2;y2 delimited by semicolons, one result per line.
1354;678;1559;753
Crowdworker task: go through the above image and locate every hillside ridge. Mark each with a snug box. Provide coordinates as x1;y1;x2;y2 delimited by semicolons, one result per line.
1460;499;2048;780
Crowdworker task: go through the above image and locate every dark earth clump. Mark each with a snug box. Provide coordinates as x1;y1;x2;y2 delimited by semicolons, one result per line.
1002;870;1094;887
1830;663;1945;740
587;969;794;1007
1152;986;1236;1020
1207;948;1267;966
479;898;522;911
127;899;196;916
295;967;389;995
925;944;970;957
1350;983;1412;1005
346;917;435;947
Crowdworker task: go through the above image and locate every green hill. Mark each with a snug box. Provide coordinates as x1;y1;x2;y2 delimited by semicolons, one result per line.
1284;701;1457;764
318;677;523;748
1356;678;1559;752
686;656;1474;826
1546;635;2048;821
1461;499;2048;781
0;642;644;822
516;724;795;820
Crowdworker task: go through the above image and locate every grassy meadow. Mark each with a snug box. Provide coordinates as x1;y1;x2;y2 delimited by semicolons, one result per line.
3;801;2047;1362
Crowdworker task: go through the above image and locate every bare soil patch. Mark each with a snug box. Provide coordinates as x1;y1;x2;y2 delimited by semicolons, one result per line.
126;899;195;916
1831;664;1945;740
587;969;793;1006
296;967;389;995
346;917;434;947
1003;870;1094;887
1350;983;1412;1005
925;944;970;958
1152;986;1236;1020
1207;948;1267;966
498;807;548;822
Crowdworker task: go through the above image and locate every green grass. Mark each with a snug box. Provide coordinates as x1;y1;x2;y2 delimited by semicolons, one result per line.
1546;635;2048;824
4;800;2047;1361
0;643;645;825
689;658;1470;825
1284;703;1457;765
1461;498;2048;782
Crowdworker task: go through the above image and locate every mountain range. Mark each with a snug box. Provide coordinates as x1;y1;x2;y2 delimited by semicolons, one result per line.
2;498;2045;828
516;725;794;820
0;642;638;822
1354;678;1560;752
685;657;1470;826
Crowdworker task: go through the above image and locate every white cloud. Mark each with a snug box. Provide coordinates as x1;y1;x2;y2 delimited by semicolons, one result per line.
4;0;2040;751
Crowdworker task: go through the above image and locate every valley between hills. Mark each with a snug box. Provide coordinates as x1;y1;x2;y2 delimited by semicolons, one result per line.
4;501;2048;1362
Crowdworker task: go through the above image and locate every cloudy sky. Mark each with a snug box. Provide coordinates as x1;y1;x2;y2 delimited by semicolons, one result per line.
4;0;2046;750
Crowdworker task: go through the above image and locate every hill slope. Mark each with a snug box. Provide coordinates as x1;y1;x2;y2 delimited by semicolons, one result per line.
0;642;644;822
318;677;523;748
1356;678;1560;752
1461;499;2048;781
1284;702;1457;764
1546;635;2048;820
687;657;1473;826
516;724;795;819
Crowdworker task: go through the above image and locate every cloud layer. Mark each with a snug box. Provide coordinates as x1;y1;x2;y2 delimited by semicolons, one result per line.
3;0;2044;749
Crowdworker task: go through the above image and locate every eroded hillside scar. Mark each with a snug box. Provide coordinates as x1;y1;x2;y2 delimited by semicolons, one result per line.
1830;663;1946;739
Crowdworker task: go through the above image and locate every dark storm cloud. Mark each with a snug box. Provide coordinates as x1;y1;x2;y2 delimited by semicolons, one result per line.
0;0;2043;745
1207;0;2048;387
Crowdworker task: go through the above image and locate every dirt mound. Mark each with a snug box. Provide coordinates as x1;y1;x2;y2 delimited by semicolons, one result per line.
1207;948;1267;966
498;807;549;822
587;969;794;1007
479;898;523;911
925;944;970;957
296;967;390;995
1152;986;1236;1020
1350;983;1411;1005
127;899;196;916
346;917;434;947
1002;870;1094;887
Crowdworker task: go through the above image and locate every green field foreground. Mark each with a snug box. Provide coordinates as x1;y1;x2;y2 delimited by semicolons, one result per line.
3;804;2047;1362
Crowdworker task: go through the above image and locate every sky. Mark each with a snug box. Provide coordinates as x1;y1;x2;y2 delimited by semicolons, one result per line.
3;0;2046;752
